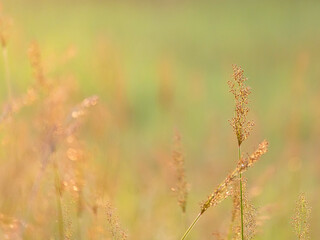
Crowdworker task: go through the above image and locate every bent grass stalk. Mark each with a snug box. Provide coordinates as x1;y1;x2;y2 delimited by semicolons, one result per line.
180;213;201;240
180;140;268;240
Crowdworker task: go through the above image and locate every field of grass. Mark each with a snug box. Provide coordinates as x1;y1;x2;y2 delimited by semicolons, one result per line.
0;0;319;239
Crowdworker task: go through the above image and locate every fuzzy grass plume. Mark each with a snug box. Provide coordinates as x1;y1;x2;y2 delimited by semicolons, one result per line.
200;140;268;214
292;193;311;240
228;178;257;240
106;202;128;240
228;65;254;146
171;131;188;213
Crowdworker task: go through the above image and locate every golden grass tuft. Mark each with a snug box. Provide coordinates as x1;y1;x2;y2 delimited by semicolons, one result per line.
106;202;128;240
228;178;257;240
200;140;268;214
171;131;189;213
292;193;311;240
228;65;254;146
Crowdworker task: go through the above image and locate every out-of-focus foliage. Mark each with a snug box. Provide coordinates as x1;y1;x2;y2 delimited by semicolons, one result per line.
0;0;319;239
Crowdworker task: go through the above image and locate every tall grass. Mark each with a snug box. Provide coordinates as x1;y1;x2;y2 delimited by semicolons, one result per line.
0;4;315;240
180;66;268;240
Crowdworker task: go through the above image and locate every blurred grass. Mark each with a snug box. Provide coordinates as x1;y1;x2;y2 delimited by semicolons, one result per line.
1;0;320;239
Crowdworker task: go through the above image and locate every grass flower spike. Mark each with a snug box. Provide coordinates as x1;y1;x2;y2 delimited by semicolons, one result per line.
228;65;254;146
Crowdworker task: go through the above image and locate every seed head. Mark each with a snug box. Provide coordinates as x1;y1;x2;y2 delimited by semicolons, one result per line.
292;193;311;240
200;140;268;214
230;179;257;240
171;131;188;213
237;140;269;171
106;202;128;240
28;42;46;86
228;65;254;146
0;10;12;48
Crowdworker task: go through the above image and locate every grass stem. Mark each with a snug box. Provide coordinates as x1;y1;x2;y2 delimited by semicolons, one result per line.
239;146;244;240
180;212;202;240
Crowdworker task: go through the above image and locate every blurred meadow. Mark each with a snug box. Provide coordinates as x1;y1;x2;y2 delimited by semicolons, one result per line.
0;0;319;239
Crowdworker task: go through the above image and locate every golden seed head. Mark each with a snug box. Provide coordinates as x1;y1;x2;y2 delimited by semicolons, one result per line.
0;10;12;48
230;179;257;240
171;131;188;213
106;202;128;240
201;140;268;214
292;193;311;240
238;140;269;171
28;41;46;86
228;65;254;146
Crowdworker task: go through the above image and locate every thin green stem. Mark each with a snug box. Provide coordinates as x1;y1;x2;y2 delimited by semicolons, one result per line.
180;212;202;240
239;146;244;240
